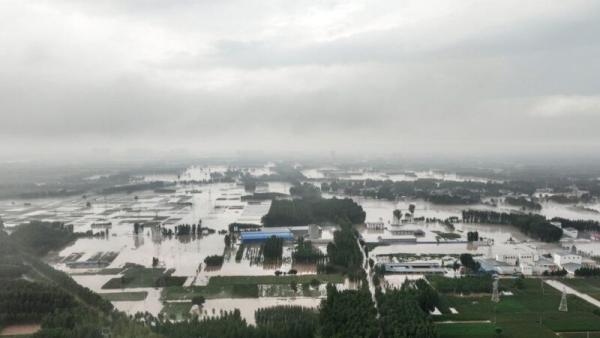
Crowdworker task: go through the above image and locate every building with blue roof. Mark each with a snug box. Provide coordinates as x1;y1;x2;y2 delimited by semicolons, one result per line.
240;229;294;243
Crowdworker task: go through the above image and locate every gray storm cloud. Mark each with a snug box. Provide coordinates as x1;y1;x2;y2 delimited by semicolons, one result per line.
0;0;599;160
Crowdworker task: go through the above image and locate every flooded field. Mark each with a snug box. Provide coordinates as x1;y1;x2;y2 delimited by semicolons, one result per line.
302;167;499;183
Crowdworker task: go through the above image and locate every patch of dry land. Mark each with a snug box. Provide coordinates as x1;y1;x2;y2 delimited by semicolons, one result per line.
0;324;41;336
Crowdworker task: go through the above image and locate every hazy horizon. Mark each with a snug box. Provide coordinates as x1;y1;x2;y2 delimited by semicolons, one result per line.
1;0;600;160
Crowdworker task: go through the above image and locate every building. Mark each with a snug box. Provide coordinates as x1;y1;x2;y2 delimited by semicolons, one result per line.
532;257;558;275
550;221;578;239
495;254;518;266
365;222;385;230
518;253;539;265
240;229;294;243
308;224;321;239
520;264;533;276
553;252;582;267
478;258;519;275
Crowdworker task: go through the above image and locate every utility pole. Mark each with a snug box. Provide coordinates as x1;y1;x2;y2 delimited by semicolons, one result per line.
559;287;568;312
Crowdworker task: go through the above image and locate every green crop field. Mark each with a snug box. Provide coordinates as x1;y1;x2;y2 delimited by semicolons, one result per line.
434;278;600;338
436;323;497;338
160;302;193;321
100;291;148;301
162;284;259;300
101;266;185;289
208;273;344;286
562;278;600;301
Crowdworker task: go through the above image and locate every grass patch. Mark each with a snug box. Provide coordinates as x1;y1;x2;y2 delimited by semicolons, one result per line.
160;302;192;320
562;278;600;301
259;283;324;297
208;274;344;286
162;284;259;301
100;291;148;301
436;323;496;338
559;333;600;338
101;266;185;289
70;268;124;276
434;278;600;337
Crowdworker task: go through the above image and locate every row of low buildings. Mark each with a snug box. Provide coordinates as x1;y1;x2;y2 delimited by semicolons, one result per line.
478;251;589;276
238;224;322;243
377;251;591;277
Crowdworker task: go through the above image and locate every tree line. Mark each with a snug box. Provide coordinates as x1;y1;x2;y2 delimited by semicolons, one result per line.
262;197;366;227
376;280;438;338
462;210;562;242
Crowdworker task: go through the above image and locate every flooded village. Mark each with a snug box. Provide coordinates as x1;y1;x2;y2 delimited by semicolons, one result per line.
3;161;600;334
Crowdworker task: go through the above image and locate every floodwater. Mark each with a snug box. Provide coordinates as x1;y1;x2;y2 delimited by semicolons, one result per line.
3;163;600;317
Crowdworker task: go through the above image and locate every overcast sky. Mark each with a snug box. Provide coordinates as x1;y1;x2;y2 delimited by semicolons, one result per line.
1;0;599;160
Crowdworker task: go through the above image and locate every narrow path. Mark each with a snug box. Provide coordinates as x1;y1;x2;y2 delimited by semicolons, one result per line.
544;279;600;308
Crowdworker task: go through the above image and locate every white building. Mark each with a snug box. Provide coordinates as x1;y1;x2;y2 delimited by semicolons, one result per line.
520;264;533;276
518;253;539;265
553;252;582;267
532;257;558;275
496;254;518;266
365;222;385;230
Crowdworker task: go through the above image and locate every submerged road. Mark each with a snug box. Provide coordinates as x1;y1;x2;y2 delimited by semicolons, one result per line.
357;238;379;316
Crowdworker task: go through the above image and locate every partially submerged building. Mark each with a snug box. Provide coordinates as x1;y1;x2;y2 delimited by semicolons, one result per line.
240;229;294;243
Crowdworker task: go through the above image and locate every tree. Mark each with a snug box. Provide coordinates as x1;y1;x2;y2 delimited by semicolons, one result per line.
409;204;416;214
192;295;205;307
467;231;479;242
262;236;284;261
452;261;460;275
290;281;298;293
393;209;402;223
460;254;480;272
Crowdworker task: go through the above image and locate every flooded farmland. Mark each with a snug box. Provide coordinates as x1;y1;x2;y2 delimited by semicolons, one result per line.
2;164;600;324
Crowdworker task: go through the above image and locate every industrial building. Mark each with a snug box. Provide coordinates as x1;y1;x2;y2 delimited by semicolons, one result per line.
240;229;294;243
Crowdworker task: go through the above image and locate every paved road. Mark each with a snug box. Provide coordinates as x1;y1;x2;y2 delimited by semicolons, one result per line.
545;279;600;308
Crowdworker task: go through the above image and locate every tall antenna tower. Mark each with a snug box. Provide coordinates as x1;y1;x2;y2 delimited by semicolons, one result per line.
559;288;568;312
491;279;500;303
